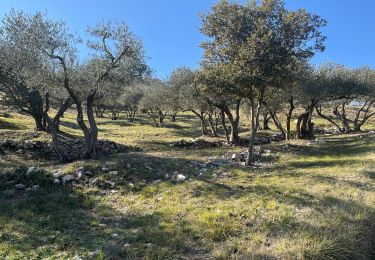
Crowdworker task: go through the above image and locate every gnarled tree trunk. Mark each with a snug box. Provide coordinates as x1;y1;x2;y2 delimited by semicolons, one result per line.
192;110;208;136
221;100;241;145
220;108;230;143
246;92;264;165
44;98;73;161
262;112;271;130
297;99;317;139
315;105;343;133
285;96;295;140
28;89;45;131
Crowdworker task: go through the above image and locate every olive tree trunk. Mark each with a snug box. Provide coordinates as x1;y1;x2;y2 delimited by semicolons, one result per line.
285;96;295;140
44;98;73;161
246;94;263;166
297;99;317;139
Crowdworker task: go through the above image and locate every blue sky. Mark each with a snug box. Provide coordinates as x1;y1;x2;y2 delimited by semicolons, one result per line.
1;0;374;78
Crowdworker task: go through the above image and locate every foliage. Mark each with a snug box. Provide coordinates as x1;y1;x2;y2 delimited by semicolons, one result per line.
200;0;327;163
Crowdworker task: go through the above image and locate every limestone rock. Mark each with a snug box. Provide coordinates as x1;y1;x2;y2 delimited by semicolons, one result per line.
53;170;63;179
62;175;75;185
15;183;26;190
26;166;37;175
176;174;186;182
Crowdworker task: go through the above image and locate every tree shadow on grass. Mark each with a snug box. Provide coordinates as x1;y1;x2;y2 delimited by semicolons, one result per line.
95;151;199;187
0;120;25;130
362;170;375;179
189;177;375;258
57;130;81;141
0;164;209;259
59;120;81;130
0;152;212;258
309;174;375;192
288;159;357;169
0;153;59;169
96;116;154;127
297;136;373;157
96;119;133;127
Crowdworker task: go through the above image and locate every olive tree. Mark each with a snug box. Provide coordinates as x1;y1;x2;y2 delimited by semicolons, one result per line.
0;10;69;131
0;68;43;130
310;63;375;133
119;83;144;121
139;79;170;127
197;65;243;144
168;67;212;135
200;0;326;164
1;10;148;160
0;10;76;161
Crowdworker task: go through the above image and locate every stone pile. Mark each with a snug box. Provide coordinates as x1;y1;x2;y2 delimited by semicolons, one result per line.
0;139;46;150
170;138;225;149
0;138;128;161
314;127;339;135
58;139;128;161
189;147;274;172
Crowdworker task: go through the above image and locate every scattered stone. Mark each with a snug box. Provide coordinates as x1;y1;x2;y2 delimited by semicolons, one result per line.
0;139;127;162
212;173;218;178
153;179;162;184
75;167;84;173
62;175;75;185
109;171;118;176
102;167;110;172
231;153;237;160
112;233;119;238
145;166;153;171
85;171;94;177
53;179;61;184
126;164;131;168
157;196;163;201
53;170;63;179
314;138;326;144
262;149;272;157
105;161;117;167
128;182;135;188
104;180;115;187
176;174;186;182
15;183;26;190
145;243;153;248
76;171;83;179
124;243;131;248
170;139;225;149
89;250;101;257
26;166;37;175
32;185;39;190
369;130;375;135
307;139;326;145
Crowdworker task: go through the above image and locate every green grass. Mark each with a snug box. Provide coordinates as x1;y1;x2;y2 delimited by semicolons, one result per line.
0;111;374;259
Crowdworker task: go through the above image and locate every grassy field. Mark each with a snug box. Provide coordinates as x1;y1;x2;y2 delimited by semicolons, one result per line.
0;110;374;259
